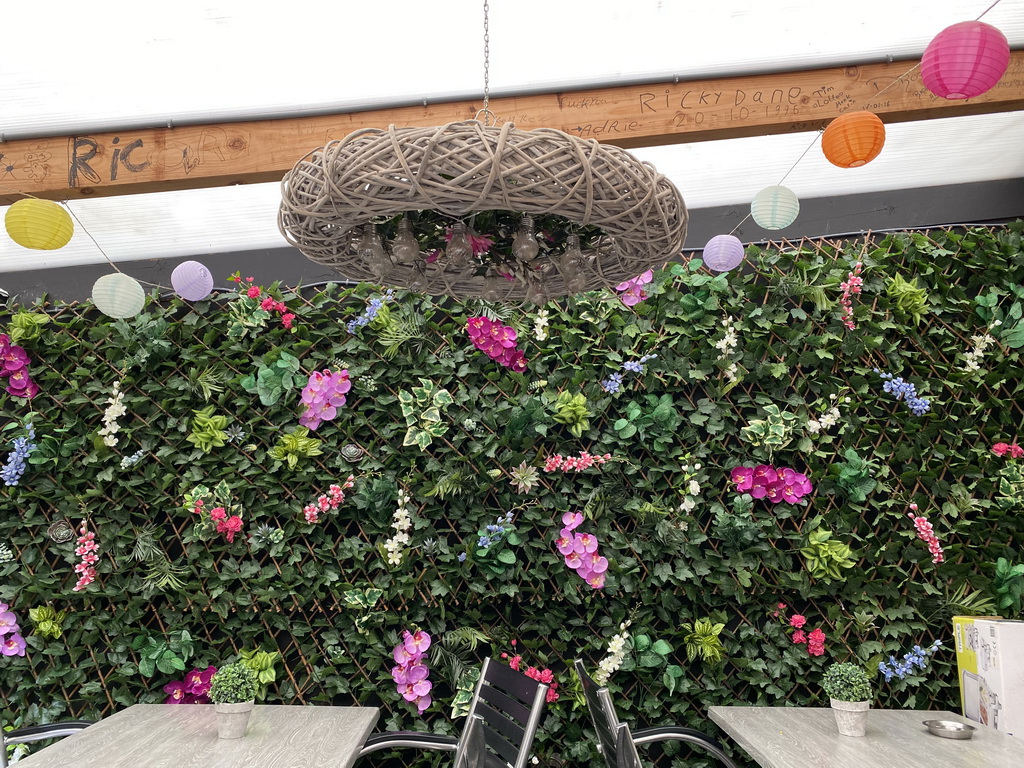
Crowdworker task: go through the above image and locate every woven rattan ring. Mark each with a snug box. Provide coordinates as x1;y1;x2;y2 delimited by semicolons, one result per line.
278;120;688;301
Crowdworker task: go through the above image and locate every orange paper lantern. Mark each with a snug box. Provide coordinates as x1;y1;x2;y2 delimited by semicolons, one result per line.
822;111;886;168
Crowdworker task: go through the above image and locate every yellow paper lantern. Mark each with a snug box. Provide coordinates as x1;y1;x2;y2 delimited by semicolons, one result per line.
92;273;146;319
822;111;886;168
4;199;75;250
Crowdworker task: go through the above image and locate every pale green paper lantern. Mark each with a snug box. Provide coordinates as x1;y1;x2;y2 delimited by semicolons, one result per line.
92;273;145;318
751;185;800;230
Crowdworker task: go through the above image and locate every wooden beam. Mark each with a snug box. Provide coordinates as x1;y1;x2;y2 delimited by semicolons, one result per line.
3;52;1024;204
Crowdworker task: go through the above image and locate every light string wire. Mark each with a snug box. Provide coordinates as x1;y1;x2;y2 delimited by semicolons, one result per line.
727;0;1004;238
0;183;167;290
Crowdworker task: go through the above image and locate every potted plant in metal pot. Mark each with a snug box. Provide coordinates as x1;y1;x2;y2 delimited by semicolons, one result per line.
209;662;259;739
822;662;873;737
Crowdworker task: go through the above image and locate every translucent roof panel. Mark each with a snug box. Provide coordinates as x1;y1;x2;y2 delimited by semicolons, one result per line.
2;0;1022;138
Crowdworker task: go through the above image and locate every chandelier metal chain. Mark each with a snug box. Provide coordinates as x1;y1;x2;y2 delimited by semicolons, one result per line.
480;0;492;121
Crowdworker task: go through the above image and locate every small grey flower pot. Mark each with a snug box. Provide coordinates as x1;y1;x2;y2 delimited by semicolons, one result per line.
830;698;869;737
215;701;255;739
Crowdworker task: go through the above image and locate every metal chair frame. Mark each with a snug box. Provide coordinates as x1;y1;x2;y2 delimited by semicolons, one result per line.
573;659;738;768
359;657;548;768
2;720;93;767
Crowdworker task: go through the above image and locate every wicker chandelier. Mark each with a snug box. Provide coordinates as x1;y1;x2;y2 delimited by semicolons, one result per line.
277;4;687;302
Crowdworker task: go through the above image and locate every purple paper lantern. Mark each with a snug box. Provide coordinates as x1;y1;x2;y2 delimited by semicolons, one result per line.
702;234;745;272
171;261;214;301
921;21;1010;100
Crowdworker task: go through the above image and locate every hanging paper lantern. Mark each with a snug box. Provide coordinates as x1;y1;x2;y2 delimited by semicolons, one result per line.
751;186;800;230
921;21;1010;100
822;111;886;168
702;234;745;272
4;199;75;250
92;273;145;319
171;260;214;301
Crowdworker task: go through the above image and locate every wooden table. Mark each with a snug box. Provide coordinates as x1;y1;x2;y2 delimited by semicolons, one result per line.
709;706;1024;768
15;704;380;768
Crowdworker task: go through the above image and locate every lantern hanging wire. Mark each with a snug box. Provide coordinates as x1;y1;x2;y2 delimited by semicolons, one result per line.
278;1;688;303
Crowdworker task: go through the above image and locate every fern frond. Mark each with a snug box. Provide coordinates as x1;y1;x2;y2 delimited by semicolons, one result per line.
186;367;227;402
377;309;426;360
947;582;998;616
129;525;163;562
423;471;467;499
444;626;490;651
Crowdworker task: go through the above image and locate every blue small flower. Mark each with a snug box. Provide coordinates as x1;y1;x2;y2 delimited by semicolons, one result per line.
601;373;624;393
458;552;467;562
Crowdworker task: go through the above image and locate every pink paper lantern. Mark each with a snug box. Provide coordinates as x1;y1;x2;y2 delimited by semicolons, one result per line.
921;21;1010;100
702;234;745;272
171;260;214;301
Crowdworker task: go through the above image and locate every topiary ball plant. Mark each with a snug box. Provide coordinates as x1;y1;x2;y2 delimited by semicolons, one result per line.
822;662;873;703
209;662;259;704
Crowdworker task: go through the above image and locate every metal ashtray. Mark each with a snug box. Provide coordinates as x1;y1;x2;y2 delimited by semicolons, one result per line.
922;720;977;740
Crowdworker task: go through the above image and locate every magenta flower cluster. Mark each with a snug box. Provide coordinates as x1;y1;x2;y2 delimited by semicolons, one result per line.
466;317;527;372
0;334;38;400
731;464;813;504
391;630;432;714
163;665;218;704
614;269;654;307
0;601;27;658
73;521;100;592
299;369;352;430
555;512;609;590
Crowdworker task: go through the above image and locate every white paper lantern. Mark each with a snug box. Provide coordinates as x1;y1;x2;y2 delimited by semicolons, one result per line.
751;186;800;230
171;260;214;301
702;234;745;272
92;273;145;318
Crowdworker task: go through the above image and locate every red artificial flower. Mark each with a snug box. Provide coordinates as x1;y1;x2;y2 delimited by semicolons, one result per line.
791;630;807;644
789;614;807;629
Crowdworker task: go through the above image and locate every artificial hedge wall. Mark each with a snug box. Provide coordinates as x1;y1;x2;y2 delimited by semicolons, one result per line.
2;222;1024;767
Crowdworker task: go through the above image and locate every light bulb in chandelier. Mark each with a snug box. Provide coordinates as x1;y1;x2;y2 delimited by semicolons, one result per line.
408;262;429;293
524;272;548;306
391;218;421;265
558;234;584;281
446;222;473;267
512;215;540;263
482;269;505;303
357;224;390;278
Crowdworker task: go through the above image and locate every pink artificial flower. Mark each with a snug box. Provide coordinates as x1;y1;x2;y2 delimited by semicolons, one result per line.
574;533;599;554
246;286;261;298
555;531;576;556
586;573;606;589
403;630;432;655
2;633;26;657
789;614;807;629
791;630;807;644
216;515;243;543
777;602;787;610
184;666;217;696
564;551;583;570
752;465;778;486
209;507;227;522
163;680;189;704
731;466;754;492
0;611;19;635
562;511;583;530
260;297;276;311
281;313;296;329
1011;444;1024;459
992;443;1010;457
587;554;609;574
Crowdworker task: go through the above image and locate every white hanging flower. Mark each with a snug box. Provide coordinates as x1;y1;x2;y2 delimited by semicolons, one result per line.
593;621;632;686
533;309;550;341
382;488;414;566
98;380;126;447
